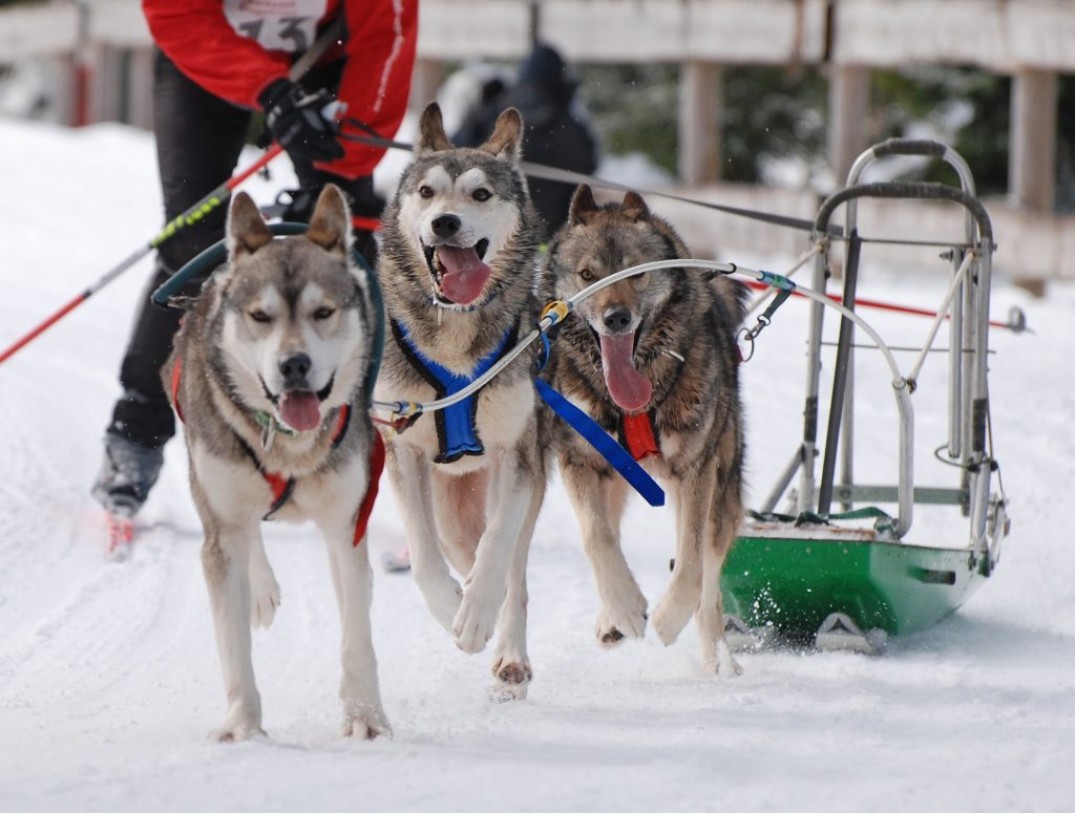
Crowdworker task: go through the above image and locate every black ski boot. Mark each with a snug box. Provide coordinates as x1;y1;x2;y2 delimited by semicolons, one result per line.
91;432;165;518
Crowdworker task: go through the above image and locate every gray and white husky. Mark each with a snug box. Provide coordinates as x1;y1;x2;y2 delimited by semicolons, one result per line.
164;186;388;740
375;103;547;697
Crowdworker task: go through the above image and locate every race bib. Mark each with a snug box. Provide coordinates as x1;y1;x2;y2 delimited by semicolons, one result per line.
224;0;328;53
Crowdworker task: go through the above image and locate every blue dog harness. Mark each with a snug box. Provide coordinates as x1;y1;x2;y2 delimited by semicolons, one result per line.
391;320;517;464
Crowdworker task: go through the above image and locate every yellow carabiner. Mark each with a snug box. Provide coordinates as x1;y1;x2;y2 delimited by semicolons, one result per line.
540;300;570;329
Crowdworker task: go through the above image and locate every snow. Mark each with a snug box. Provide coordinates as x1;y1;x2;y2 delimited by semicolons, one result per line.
1;118;1074;813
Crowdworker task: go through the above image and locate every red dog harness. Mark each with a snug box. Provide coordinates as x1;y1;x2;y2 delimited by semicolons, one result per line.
621;412;660;461
171;359;383;546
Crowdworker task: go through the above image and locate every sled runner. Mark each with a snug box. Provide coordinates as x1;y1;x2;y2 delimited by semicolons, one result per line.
721;139;1012;653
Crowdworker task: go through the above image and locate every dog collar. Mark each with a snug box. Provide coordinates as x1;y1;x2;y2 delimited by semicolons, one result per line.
253;409;296;444
391;319;517;463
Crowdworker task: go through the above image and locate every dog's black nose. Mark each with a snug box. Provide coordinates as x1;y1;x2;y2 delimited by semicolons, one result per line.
431;214;461;238
602;307;633;333
279;352;312;388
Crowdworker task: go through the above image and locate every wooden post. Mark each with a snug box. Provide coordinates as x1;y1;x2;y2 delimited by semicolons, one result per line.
827;64;870;188
1009;68;1057;296
126;48;154;130
678;61;722;185
89;45;124;123
1009;68;1057;210
409;58;445;110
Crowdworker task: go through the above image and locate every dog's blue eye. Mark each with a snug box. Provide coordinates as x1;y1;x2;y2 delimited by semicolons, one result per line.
249;310;272;323
313;307;336;321
419;185;434;199
472;188;492;202
579;268;594;282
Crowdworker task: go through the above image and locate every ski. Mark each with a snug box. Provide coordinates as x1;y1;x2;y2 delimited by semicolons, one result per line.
381;548;411;573
105;510;136;560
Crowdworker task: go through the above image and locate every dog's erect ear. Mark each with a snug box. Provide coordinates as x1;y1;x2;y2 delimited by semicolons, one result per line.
227;191;273;256
569;184;598;225
621;191;650;221
417;103;454;153
306;184;351;255
480;108;523;160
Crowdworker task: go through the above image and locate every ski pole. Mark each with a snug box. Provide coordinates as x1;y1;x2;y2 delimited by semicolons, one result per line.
742;279;1028;332
0;144;284;367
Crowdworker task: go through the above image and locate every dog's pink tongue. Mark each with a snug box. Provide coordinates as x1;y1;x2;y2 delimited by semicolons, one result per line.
279;391;322;432
599;332;652;412
437;246;491;305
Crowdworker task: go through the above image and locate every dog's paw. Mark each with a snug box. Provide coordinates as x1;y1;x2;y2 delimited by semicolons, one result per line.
211;724;267;743
250;577;281;630
341;700;392;740
651;588;697;646
595;586;648;647
211;712;266;743
452;584;504;654
416;573;463;633
489;656;531;702
492;656;532;687
249;557;281;629
210;698;264;743
702;639;743;678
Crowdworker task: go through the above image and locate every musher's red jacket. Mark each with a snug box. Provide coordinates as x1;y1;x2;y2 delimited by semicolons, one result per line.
142;0;417;179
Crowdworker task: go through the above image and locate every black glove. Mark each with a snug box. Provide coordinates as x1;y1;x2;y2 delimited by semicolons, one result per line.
259;79;344;163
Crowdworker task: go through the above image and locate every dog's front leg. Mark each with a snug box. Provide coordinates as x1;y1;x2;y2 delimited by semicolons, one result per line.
319;515;391;740
453;449;531;654
490;473;544;698
651;465;711;647
248;535;281;629
695;463;743;677
561;456;648;645
202;522;264;742
385;443;462;630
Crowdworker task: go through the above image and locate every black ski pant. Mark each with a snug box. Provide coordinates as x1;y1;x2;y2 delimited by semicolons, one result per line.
106;51;252;448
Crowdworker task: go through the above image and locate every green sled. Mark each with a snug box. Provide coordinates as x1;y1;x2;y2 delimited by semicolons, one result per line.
720;522;993;644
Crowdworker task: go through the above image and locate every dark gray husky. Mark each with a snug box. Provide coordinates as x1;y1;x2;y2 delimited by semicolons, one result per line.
544;185;747;675
374;103;546;697
164;186;387;740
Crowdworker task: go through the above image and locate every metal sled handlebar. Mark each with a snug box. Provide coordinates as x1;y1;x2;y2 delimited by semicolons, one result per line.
839;142;983;466
813;182;993;242
797;151;997;550
869;138;948;159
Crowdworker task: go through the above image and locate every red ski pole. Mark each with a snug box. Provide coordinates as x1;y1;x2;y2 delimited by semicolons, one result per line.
744;280;1027;332
0;144;284;367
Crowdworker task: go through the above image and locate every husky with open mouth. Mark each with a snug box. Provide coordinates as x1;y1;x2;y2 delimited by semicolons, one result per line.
375;103;547;697
544;185;748;675
163;186;388;741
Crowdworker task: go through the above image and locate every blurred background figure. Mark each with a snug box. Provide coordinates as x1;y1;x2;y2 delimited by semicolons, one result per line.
453;43;600;240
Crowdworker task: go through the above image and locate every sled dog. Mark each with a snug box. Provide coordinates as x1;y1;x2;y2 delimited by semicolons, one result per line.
375;103;546;696
544;185;747;674
164;186;388;740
